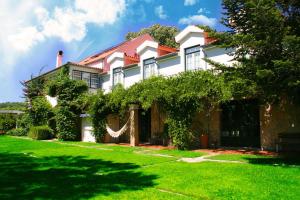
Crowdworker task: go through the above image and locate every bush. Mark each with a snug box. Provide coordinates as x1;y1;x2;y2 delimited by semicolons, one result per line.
167;119;193;150
6;128;27;136
55;108;80;140
0;114;17;133
16;113;32;133
28;126;53;140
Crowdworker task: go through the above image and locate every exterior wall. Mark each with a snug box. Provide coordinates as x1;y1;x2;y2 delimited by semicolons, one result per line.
151;103;166;138
109;58;124;86
260;102;300;150
81;118;96;142
101;74;111;93
104;114;120;143
139;47;158;79
87;60;103;69
69;65;100;75
205;47;235;69
124;66;141;88
179;33;205;71
46;95;57;107
157;56;183;76
191;107;221;148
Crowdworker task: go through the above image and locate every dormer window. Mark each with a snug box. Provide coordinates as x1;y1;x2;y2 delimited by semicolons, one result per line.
143;58;156;79
113;67;123;86
185;45;201;71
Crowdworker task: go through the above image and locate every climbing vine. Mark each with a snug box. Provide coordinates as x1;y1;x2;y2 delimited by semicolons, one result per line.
89;70;232;149
46;66;88;140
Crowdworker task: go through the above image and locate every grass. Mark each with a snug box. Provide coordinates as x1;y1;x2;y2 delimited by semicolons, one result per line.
0;136;299;200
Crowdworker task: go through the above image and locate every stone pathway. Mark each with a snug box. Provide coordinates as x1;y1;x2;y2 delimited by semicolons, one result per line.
134;150;174;158
179;153;246;164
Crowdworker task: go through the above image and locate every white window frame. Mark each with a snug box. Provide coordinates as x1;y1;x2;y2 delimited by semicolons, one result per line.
113;67;123;86
72;70;100;89
185;45;201;71
143;57;156;79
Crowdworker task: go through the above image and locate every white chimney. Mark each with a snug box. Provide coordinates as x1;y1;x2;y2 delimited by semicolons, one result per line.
56;50;63;68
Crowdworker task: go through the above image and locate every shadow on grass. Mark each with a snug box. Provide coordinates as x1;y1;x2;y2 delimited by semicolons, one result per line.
0;152;157;200
246;155;300;167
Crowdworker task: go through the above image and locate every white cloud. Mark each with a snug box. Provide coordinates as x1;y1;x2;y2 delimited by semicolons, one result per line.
155;5;167;19
179;14;217;27
184;0;198;6
0;0;127;91
5;0;126;53
198;8;210;14
0;0;43;68
8;26;45;52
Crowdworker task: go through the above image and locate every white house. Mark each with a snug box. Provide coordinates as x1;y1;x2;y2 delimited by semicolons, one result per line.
28;25;299;150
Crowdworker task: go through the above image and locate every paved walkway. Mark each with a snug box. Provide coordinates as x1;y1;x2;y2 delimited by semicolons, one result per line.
179;153;246;163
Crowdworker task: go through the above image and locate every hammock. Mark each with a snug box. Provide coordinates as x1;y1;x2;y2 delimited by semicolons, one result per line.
106;112;133;138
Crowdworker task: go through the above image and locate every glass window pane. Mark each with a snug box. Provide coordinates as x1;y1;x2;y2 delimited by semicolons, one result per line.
185;46;201;71
143;58;156;79
72;70;81;80
82;72;91;87
91;74;99;88
113;68;122;86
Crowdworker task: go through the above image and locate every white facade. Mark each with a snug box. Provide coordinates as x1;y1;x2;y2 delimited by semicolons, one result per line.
73;25;234;95
157;55;182;76
78;25;234;142
81;118;95;142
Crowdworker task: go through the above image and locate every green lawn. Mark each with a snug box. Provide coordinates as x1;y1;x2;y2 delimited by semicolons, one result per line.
0;136;299;200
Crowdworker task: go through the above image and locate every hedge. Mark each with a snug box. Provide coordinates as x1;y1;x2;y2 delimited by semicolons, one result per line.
28;125;53;140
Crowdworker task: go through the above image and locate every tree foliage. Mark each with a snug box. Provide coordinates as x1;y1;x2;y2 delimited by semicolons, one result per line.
125;24;179;48
46;66;88;140
20;75;54;135
215;0;300;103
0;102;26;111
89;71;231;149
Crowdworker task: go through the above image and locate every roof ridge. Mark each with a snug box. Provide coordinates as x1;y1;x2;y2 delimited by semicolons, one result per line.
79;33;153;63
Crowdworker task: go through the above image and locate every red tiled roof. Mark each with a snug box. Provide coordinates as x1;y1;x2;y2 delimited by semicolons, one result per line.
204;32;218;45
157;45;178;56
124;54;139;66
78;34;153;72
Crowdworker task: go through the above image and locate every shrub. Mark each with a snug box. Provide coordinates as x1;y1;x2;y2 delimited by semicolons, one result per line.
55;108;80;140
0;114;17;133
16;113;32;133
28;126;53;140
6;128;27;136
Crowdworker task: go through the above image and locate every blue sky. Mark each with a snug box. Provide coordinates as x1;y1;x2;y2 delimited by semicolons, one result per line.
0;0;224;103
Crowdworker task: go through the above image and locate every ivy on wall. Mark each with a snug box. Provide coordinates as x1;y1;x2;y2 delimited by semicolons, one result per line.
89;70;232;149
46;66;88;140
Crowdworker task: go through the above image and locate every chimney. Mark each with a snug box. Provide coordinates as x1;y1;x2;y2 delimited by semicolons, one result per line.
56;50;63;68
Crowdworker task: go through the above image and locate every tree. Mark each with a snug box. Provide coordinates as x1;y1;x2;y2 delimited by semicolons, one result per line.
125;24;179;48
47;66;88;140
217;0;300;103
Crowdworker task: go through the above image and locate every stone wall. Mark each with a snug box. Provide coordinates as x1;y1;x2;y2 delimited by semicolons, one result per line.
191;107;221;148
150;103;166;138
260;101;300;150
104;114;120;143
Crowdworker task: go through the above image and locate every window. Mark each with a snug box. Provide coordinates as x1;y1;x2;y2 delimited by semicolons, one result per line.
113;67;123;86
82;72;91;88
185;45;201;71
72;70;100;89
143;58;156;79
72;70;81;80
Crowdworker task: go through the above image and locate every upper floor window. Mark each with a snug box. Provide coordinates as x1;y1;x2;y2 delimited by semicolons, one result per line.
72;70;100;89
185;45;201;71
113;67;123;86
143;58;156;79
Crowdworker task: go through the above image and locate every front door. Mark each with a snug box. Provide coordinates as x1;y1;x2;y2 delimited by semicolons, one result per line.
221;99;260;147
139;109;151;143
